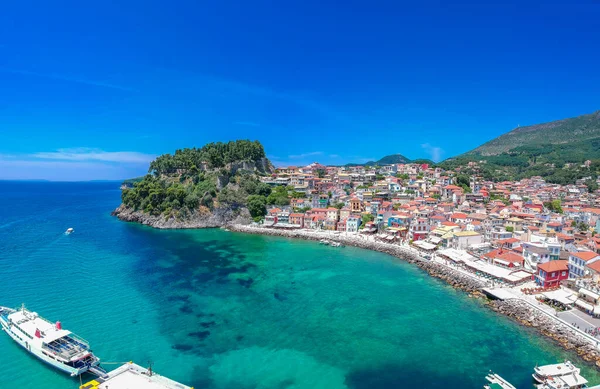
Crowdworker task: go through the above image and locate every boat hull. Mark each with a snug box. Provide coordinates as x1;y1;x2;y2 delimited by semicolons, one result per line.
0;311;97;376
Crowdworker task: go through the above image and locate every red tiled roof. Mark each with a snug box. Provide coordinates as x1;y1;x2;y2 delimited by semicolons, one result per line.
571;251;600;262
586;261;600;273
538;260;569;272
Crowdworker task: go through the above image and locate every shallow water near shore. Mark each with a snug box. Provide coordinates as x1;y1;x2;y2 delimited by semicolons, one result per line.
1;181;600;388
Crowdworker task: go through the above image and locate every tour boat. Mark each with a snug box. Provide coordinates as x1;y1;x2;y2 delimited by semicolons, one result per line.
533;361;588;389
65;228;74;235
483;372;517;389
0;305;103;377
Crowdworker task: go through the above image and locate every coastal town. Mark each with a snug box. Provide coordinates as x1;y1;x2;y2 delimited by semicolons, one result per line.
234;160;600;368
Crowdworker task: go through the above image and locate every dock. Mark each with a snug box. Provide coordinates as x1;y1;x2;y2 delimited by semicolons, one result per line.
80;362;193;389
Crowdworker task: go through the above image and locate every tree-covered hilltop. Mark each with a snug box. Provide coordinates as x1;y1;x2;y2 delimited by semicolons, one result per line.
115;140;273;225
149;140;266;174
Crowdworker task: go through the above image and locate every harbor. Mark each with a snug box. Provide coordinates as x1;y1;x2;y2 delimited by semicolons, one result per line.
0;304;192;389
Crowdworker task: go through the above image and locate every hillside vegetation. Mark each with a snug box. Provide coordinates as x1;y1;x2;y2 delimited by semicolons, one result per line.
471;110;600;156
345;153;413;167
118;140;273;222
438;110;600;186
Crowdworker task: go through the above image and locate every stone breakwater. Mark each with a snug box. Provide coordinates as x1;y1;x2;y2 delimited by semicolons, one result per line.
228;225;600;369
489;299;600;367
228;225;485;293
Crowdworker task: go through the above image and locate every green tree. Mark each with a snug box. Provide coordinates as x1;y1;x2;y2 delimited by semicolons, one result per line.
362;213;375;225
247;195;267;218
544;200;563;214
505;226;514;232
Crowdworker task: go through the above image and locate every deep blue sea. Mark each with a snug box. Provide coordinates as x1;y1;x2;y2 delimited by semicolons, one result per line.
0;181;599;388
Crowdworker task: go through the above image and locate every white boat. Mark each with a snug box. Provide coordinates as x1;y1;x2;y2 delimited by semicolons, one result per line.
65;228;74;235
484;372;517;389
0;305;102;377
330;242;344;247
533;361;588;389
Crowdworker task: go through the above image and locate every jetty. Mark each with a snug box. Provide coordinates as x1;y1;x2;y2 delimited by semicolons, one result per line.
80;362;192;389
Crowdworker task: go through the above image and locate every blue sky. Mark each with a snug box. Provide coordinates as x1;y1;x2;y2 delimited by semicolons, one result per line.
1;1;599;180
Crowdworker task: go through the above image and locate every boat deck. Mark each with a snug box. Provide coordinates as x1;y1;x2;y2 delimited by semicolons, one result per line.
80;363;192;389
534;361;579;377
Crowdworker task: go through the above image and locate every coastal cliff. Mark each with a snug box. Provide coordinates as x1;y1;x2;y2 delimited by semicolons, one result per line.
113;140;273;229
112;204;252;229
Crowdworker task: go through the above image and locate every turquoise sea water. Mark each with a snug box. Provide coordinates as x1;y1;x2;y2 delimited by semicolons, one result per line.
1;181;599;388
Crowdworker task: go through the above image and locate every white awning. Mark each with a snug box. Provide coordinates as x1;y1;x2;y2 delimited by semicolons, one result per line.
542;289;576;305
575;299;594;311
579;288;600;301
429;236;442;244
494;259;510;266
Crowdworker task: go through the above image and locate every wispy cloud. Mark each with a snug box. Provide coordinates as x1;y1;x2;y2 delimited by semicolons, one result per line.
421;143;444;162
197;74;346;120
0;67;135;92
0;148;155;181
233;121;261;127
30;148;155;164
288;151;324;159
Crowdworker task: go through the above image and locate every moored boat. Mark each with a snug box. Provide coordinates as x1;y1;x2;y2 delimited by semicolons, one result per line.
483;372;517;389
0;304;102;377
533;361;588;389
65;228;74;234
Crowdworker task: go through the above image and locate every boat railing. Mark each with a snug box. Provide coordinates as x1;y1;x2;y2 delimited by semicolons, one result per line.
43;336;90;360
68;333;91;348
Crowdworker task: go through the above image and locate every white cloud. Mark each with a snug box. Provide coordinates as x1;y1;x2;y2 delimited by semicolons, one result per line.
31;148;155;164
288;151;324;159
0;159;144;181
421;143;444;162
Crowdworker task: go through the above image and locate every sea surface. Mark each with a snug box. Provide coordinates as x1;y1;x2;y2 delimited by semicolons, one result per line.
0;181;599;388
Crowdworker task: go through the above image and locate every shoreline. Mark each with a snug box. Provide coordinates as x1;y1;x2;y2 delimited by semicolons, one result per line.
227;224;600;368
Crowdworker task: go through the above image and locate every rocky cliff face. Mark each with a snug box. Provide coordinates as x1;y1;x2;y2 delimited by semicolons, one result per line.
112;204;252;229
226;157;272;175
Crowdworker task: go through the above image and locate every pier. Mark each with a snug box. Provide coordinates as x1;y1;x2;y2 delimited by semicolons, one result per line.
80;362;192;389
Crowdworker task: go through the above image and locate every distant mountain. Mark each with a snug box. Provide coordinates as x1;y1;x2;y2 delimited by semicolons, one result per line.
439;110;600;185
469;110;600;156
345;154;414;167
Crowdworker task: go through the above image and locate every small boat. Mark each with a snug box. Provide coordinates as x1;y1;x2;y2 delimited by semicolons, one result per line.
533;361;588;389
319;239;330;245
65;228;74;235
0;304;103;377
330;242;344;248
484;372;517;389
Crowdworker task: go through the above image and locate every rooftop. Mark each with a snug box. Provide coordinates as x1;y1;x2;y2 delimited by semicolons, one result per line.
8;309;72;344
